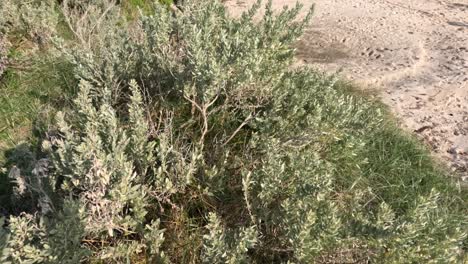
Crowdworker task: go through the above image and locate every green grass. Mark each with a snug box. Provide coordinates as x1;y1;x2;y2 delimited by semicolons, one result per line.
122;0;167;18
0;68;41;212
334;81;466;209
0;47;76;211
0;59;74;158
0;71;42;160
364;124;459;201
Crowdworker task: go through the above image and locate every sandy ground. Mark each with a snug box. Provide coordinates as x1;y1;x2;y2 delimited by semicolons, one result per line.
226;0;468;181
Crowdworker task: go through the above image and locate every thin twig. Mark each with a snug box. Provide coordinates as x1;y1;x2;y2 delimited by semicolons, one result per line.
223;113;253;146
184;93;220;144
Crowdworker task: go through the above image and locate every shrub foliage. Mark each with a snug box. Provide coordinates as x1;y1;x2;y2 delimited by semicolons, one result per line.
0;0;57;46
1;0;466;263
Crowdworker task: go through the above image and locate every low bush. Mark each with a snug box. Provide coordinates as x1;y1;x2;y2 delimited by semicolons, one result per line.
1;0;466;263
0;0;58;46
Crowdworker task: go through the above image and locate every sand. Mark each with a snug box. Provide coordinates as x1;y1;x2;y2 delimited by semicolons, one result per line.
225;0;468;182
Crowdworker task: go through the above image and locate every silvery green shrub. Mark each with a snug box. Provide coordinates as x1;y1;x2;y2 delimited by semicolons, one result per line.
0;36;8;77
1;0;466;263
0;0;57;45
